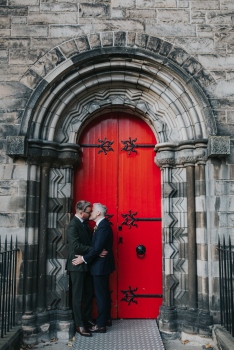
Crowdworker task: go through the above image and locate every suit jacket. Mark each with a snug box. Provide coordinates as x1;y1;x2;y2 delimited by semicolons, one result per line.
83;218;115;276
67;216;92;272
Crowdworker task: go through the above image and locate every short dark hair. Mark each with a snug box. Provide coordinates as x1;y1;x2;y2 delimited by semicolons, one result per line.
76;200;92;212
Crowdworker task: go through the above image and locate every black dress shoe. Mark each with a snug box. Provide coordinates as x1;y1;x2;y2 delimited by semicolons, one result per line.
89;325;106;333
84;320;96;327
106;319;112;327
76;326;92;337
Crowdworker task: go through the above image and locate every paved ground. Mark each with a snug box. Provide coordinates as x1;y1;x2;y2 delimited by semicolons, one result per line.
21;320;217;350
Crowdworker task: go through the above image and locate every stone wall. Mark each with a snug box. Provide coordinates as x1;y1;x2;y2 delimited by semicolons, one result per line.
0;0;234;342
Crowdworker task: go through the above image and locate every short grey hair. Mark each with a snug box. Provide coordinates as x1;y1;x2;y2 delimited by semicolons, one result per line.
76;200;92;212
93;203;107;216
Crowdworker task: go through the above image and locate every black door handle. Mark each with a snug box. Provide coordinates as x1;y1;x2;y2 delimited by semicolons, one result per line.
136;245;146;258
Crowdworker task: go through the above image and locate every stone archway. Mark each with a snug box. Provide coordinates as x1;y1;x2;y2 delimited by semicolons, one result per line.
7;31;222;343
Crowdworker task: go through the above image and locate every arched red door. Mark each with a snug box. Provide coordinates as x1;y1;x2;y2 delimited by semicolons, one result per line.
74;112;162;319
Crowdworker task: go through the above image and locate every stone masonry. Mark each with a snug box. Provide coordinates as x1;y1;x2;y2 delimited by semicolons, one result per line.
0;0;234;345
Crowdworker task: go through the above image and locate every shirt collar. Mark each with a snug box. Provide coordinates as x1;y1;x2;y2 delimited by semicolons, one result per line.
75;214;84;223
96;217;105;226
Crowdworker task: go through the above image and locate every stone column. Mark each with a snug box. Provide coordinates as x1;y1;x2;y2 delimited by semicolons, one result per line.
37;165;50;312
186;164;197;309
155;141;209;335
22;165;40;345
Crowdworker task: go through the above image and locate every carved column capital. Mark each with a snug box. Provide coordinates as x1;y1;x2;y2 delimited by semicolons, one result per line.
27;140;81;167
155;141;208;168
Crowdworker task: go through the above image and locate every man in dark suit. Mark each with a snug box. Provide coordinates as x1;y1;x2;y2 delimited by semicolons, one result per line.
67;200;95;337
72;203;115;333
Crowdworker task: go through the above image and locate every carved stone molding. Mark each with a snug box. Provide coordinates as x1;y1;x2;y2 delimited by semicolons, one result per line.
7;137;81;167
27;140;80;167
155;141;208;167
6;136;27;156
208;136;230;157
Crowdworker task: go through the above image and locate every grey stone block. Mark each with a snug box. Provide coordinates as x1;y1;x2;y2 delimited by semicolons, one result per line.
0;6;28;16
101;31;114;47
6;136;26;156
59;39;78;58
114;31;126;46
0;213;20;227
11;24;48;37
158;9;190;24
168;47;190;66
207;10;234;24
208;136;230;157
146;23;196;37
79;3;109;18
75;35;90;52
28;13;78;25
88;33;101;49
49;25;86;38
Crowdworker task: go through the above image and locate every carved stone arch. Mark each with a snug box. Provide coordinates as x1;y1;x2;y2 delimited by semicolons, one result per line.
19;32;216;146
14;32;220;343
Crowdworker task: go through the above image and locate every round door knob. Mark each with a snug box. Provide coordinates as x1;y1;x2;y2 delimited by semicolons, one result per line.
136;245;146;258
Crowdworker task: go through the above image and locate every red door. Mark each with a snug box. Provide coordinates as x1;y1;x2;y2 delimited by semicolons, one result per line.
74;112;162;319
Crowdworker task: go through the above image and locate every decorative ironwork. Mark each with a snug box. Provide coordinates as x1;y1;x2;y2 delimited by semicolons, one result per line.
121;137;155;155
121;210;161;229
121;286;162;305
105;214;114;225
80;138;114;155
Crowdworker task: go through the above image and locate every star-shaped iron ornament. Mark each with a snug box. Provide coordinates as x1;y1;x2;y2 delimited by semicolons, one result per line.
121;137;138;155
97;138;114;155
121;210;138;229
121;287;138;305
105;214;114;225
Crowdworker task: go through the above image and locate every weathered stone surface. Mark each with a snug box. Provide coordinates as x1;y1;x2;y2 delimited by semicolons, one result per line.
169;38;214;54
20;69;43;90
11;25;48;37
137;0;177;8
146;23;196;37
9;0;39;5
0;16;11;29
101;31;114;47
208;136;230;157
0;37;30;49
75;35;90;51
88;33;101;49
59;40;78;58
0;6;28;16
28;13;78;25
221;0;234;10
49;25;87;38
6;136;26;156
191;1;220;10
79;3;110;18
191;10;206;24
40;2;78;12
0;213;20;227
158;9;190;23
168;47;190;66
208;11;234;24
183;57;202;75
112;0;136;8
126;9;157;18
114;31;126;46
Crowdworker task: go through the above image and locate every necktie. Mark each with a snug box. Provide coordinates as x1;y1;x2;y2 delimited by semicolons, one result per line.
93;225;98;234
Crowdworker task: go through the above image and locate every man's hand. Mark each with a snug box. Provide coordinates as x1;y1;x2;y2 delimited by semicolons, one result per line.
72;255;84;265
99;249;108;258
